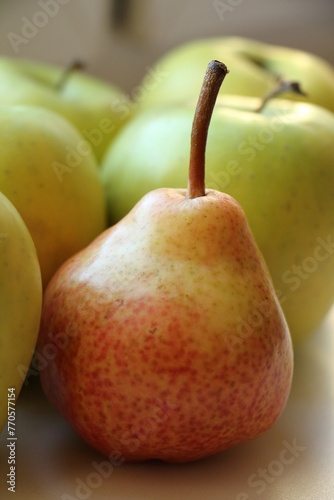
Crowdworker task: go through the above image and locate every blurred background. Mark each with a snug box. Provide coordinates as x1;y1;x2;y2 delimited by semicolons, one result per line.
0;0;333;93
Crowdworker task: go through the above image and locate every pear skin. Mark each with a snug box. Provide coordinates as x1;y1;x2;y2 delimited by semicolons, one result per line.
37;187;293;462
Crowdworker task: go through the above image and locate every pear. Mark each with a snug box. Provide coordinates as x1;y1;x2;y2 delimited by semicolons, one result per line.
37;61;293;463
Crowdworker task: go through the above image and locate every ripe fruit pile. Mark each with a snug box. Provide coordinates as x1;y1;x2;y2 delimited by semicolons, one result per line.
1;37;334;463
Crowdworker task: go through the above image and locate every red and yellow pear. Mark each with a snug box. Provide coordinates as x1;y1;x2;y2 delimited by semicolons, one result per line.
37;61;293;463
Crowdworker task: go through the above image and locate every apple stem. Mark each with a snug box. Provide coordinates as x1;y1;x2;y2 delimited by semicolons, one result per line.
54;60;85;91
256;80;307;112
186;60;229;199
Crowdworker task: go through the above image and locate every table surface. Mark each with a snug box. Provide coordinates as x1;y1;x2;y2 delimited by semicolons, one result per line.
1;307;334;500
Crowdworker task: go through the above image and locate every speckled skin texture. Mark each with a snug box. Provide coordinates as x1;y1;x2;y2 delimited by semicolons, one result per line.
38;188;293;463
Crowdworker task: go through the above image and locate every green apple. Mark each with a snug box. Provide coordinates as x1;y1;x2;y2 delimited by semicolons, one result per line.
0;105;107;288
0;57;128;162
0;192;42;433
101;95;334;343
135;36;334;113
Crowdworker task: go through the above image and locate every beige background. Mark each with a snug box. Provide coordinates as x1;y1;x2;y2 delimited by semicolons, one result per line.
0;0;333;93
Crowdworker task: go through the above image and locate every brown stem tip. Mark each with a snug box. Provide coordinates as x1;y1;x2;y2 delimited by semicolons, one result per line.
186;60;229;200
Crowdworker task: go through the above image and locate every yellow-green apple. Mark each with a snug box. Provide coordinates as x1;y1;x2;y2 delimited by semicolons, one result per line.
0;192;42;433
37;61;293;463
101;93;334;343
135;36;334;113
0;105;107;288
0;57;128;161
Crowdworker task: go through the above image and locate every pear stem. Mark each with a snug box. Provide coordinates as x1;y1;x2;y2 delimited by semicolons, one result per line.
186;60;229;199
256;80;307;112
54;60;85;91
